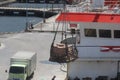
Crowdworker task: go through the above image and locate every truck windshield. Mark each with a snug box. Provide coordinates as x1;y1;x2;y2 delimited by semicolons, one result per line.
9;66;24;74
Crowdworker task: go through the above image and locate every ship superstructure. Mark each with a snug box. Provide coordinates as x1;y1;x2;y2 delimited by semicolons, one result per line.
66;0;120;13
55;0;120;80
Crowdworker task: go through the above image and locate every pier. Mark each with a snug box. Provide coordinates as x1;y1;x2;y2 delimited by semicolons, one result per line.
0;0;16;6
16;0;66;4
0;7;61;17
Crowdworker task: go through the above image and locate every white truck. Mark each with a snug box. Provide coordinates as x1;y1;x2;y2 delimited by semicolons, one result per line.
8;51;37;80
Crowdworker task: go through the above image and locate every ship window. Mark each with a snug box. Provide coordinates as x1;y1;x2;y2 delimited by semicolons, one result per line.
114;30;120;38
84;29;97;37
99;29;111;38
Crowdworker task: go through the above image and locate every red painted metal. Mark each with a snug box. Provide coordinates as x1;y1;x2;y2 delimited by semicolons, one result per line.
69;23;77;28
104;0;120;8
100;46;120;52
56;13;120;23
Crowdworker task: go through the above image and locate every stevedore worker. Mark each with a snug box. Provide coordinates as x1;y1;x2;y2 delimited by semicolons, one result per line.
52;75;56;80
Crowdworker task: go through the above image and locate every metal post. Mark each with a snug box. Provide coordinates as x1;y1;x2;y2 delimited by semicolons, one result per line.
25;0;29;31
63;0;69;79
117;61;120;80
53;23;55;31
52;1;54;12
66;62;69;80
43;0;46;23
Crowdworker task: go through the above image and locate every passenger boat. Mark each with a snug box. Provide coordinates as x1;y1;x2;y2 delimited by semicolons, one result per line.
55;0;120;80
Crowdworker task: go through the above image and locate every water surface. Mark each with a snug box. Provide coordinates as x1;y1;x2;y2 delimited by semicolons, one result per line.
0;16;42;32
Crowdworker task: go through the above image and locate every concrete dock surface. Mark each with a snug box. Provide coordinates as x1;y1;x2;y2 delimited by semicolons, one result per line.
0;32;67;80
30;14;69;32
0;14;68;80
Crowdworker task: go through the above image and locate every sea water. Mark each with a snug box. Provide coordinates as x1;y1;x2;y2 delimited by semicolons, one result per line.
0;3;64;32
0;16;43;32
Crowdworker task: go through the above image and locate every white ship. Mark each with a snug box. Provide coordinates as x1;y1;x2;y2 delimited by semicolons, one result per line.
51;0;120;80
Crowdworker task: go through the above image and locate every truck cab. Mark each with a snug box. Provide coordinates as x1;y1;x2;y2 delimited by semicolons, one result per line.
9;64;27;80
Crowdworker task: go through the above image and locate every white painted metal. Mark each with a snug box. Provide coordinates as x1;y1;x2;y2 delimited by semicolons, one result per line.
91;0;104;8
68;22;120;80
68;61;118;80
